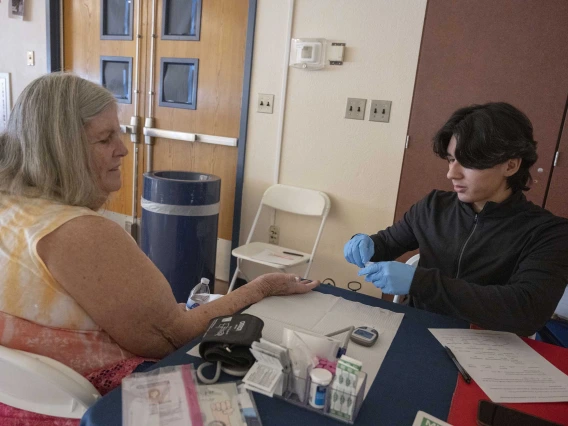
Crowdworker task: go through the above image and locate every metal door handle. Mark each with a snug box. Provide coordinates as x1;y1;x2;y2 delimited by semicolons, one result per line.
120;124;136;134
143;126;237;147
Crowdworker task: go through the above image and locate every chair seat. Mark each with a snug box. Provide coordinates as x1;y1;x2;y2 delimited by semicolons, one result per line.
232;242;311;269
0;345;101;418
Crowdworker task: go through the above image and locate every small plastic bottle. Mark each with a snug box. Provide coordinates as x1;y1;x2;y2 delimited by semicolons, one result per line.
309;368;333;409
185;278;211;310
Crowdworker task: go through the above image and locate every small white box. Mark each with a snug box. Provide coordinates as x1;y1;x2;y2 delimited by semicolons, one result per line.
328;43;345;64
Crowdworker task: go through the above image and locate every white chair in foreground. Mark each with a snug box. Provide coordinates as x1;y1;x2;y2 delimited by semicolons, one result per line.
228;184;331;293
393;253;420;304
0;345;101;418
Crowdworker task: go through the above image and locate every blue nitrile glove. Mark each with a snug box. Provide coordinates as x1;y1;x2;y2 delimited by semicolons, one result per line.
358;261;416;295
343;234;375;268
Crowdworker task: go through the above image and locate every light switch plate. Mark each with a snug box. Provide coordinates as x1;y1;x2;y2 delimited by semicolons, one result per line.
369;100;392;123
345;98;366;120
257;93;274;114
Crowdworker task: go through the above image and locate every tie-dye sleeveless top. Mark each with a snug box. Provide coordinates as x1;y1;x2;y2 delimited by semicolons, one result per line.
0;193;137;374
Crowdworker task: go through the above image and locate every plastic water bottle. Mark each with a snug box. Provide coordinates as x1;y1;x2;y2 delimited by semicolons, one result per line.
186;278;211;310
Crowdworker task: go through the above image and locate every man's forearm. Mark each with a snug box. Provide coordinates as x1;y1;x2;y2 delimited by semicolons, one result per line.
410;267;563;335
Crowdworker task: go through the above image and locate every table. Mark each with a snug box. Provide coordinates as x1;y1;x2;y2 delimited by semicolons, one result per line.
81;285;469;426
537;319;568;348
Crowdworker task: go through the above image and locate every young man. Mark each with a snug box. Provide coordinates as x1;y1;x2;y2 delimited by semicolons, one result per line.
344;102;568;336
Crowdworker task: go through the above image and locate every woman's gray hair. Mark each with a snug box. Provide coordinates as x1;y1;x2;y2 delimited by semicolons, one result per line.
0;72;116;209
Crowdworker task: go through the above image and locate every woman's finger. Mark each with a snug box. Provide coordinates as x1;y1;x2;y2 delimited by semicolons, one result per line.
299;279;319;291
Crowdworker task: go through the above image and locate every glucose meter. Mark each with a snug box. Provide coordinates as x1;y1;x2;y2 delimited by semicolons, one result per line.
350;326;379;347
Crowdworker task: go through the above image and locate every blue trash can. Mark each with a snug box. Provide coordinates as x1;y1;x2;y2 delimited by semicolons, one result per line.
141;171;221;303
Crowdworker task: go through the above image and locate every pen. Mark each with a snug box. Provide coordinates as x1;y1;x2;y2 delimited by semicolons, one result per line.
444;345;471;384
283;251;304;257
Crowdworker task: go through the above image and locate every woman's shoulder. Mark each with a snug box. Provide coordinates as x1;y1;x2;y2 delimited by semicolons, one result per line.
41;213;130;247
36;214;138;289
1;192;97;219
1;193;107;242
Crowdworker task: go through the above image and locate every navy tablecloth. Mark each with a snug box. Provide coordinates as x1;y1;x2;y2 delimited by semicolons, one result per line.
537;319;568;348
81;285;468;426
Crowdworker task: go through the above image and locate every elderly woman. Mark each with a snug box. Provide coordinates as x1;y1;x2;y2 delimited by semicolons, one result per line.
0;73;318;417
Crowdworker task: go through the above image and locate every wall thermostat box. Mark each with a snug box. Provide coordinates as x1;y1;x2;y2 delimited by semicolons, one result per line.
289;38;326;70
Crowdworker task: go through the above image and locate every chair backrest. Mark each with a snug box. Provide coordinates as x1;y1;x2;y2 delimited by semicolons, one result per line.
406;253;420;268
0;345;101;418
243;184;331;279
393;254;420;304
261;184;330;217
555;286;568;319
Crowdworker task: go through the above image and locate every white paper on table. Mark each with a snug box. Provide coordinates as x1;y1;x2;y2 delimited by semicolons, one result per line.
429;328;568;403
188;292;404;400
250;249;304;266
247;292;404;398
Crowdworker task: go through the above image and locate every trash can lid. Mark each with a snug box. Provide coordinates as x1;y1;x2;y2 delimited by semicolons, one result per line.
143;171;221;205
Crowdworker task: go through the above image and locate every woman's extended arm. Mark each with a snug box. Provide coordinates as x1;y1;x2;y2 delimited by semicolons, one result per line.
37;215;319;358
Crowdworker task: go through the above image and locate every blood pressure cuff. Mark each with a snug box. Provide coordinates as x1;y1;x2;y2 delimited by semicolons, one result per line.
199;314;264;368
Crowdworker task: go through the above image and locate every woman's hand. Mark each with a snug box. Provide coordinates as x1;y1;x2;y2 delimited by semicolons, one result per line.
253;273;320;297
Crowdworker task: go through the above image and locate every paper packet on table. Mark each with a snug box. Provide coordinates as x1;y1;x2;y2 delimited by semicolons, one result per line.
197;382;246;426
122;364;203;426
243;339;291;397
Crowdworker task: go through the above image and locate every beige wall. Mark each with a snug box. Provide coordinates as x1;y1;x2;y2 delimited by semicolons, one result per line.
240;0;427;296
0;1;47;101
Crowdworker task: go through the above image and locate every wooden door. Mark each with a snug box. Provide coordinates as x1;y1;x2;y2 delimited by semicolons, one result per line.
63;0;250;245
545;104;568;218
149;0;249;242
395;1;568;222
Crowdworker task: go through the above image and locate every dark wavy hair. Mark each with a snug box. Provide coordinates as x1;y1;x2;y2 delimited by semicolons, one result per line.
432;102;538;192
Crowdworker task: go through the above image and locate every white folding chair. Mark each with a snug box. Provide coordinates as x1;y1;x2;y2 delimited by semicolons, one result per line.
0;345;101;418
393;253;420;304
228;184;331;293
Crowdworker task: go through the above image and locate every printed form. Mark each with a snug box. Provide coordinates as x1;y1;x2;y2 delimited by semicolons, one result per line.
429;329;568;403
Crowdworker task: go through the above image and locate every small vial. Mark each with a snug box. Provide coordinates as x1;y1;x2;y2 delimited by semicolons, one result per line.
308;368;333;410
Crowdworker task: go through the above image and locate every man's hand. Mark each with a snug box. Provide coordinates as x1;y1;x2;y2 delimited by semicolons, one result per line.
358;261;416;295
344;234;375;267
254;273;320;297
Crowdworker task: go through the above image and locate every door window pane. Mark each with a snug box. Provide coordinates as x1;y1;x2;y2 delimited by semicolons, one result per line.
159;58;199;110
101;0;133;40
162;0;201;41
100;56;133;104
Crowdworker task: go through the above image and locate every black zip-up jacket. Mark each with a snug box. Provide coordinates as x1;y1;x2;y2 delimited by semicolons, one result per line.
369;190;568;336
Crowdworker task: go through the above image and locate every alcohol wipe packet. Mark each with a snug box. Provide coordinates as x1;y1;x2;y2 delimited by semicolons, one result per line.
122;364;203;426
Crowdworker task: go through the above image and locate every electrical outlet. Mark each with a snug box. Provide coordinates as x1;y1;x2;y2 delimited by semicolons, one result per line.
345;98;366;120
27;51;35;66
269;225;279;245
369;100;392;123
257;93;274;114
